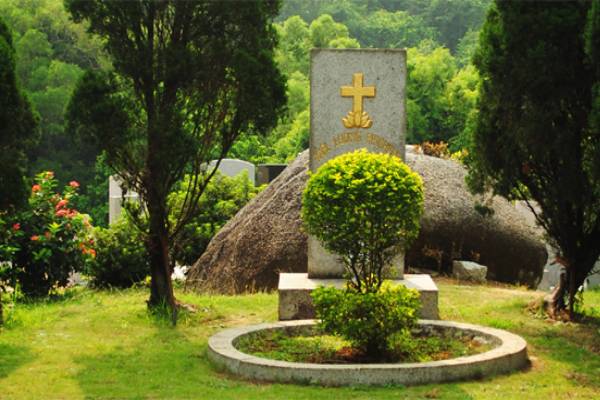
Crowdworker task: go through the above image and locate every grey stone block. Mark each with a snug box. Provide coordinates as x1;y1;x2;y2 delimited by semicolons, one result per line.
278;273;439;320
453;260;488;283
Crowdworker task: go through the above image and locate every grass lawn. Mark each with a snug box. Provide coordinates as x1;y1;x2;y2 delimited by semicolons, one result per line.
0;279;599;399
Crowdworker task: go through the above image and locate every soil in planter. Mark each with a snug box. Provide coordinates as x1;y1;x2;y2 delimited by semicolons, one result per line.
235;326;495;364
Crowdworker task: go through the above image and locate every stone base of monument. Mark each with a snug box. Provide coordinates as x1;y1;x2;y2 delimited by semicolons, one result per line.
278;272;439;320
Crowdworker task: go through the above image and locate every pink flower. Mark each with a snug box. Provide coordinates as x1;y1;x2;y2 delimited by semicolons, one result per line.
12;223;20;231
30;235;39;241
45;171;54;179
55;199;68;210
32;184;41;193
89;249;96;258
55;209;68;217
69;181;80;188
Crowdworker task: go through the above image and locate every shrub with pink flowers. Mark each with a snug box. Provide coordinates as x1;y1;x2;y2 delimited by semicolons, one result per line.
10;172;95;297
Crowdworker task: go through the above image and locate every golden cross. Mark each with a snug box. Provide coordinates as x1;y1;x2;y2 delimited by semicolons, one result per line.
340;73;376;115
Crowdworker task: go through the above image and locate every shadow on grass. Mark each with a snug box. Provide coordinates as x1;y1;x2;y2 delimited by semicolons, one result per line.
0;343;34;379
72;325;480;399
523;309;600;389
533;333;600;388
73;328;221;399
16;287;86;307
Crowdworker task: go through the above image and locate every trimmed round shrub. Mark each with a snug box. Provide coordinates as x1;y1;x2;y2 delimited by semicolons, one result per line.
302;149;424;292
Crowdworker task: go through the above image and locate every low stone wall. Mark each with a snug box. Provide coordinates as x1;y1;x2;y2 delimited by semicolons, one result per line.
208;319;529;386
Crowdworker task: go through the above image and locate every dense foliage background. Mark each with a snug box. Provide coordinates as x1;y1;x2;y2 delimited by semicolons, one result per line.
0;0;489;228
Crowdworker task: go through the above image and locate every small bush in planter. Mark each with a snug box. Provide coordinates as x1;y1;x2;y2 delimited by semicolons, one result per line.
302;149;424;359
312;282;420;358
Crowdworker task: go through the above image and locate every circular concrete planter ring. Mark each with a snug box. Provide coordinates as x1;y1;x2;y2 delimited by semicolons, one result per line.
207;319;529;386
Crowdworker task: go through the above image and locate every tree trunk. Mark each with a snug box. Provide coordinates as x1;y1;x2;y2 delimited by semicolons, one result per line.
147;201;177;324
547;268;567;316
546;259;592;319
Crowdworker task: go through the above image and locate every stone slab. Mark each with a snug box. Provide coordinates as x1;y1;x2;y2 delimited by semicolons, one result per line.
308;49;408;279
278;273;438;320
208;158;256;185
309;49;407;171
108;175;140;225
307;237;404;279
453;260;488;283
207;319;529;387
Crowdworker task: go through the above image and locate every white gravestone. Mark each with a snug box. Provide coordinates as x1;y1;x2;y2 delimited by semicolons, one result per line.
208;158;256;185
278;49;438;321
108;175;140;225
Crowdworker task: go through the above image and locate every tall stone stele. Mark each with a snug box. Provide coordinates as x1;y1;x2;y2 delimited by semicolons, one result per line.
278;49;439;320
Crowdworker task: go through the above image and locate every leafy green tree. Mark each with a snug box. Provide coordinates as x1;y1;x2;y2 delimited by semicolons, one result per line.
455;29;480;67
0;17;38;211
406;44;456;143
469;1;600;318
309;14;351;48
66;0;286;320
423;0;490;51
0;0;109;223
15;29;53;85
168;172;262;267
328;36;360;49
0;16;37;324
351;10;435;49
275;15;310;76
302;150;424;293
445;64;479;150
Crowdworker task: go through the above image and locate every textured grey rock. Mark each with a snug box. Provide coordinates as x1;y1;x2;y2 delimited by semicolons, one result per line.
406;153;547;287
453;260;488;283
185;150;309;294
186;150;548;294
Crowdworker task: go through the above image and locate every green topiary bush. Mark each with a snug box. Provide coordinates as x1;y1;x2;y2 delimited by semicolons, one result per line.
302;149;424;292
303;149;425;360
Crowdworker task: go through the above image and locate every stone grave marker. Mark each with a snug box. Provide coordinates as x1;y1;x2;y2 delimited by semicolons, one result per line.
108;175;140;224
308;49;407;279
278;49;438;320
208;158;256;185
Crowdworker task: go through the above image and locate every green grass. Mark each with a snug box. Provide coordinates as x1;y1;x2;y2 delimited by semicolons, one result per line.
0;281;599;399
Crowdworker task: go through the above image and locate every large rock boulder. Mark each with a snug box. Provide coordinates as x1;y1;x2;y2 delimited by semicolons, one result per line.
405;153;546;286
186;150;547;294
